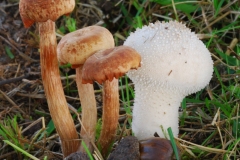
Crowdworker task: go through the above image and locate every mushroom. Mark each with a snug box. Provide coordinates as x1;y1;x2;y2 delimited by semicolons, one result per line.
19;0;75;28
57;25;115;152
82;46;141;157
19;0;79;157
123;21;213;140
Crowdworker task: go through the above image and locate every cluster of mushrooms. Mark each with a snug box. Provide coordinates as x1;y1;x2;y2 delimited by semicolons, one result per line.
19;0;213;159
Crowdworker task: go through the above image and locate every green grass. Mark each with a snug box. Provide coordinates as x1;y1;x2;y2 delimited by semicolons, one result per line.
115;0;240;159
119;76;133;125
0;116;47;159
0;116;23;150
81;141;94;160
168;127;180;160
5;46;14;59
3;140;40;160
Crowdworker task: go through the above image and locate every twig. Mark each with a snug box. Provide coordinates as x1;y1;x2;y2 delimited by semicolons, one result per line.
200;12;230;33
21;117;43;134
207;0;239;22
0;35;38;62
152;13;173;21
0;74;29;86
0;89;18;106
171;0;178;21
160;1;209;9
0;89;26;115
211;53;239;70
226;38;238;56
201;6;222;51
0;3;19;8
175;137;227;154
15;63;21;78
214;38;238;65
0;151;17;159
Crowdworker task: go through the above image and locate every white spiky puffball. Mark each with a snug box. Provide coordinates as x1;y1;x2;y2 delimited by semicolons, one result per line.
124;21;213;140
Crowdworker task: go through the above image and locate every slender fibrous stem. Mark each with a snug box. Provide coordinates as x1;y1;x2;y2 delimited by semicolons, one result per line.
39;20;80;157
98;78;119;157
76;65;97;153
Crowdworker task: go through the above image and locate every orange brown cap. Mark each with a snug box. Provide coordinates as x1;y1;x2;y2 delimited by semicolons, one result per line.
57;26;114;68
82;46;141;84
19;0;75;28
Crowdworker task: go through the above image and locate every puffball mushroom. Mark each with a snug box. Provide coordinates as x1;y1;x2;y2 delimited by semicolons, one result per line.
19;0;79;157
57;25;114;153
82;46;141;157
124;21;213;140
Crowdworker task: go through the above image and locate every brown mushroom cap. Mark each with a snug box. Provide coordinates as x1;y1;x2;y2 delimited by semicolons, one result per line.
82;46;141;84
19;0;75;28
140;137;174;160
57;26;114;68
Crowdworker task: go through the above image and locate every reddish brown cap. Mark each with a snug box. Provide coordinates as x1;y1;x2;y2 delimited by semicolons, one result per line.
57;26;114;68
19;0;75;28
82;46;141;84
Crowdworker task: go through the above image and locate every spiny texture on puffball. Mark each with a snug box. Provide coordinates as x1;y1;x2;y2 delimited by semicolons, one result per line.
124;21;213;96
124;21;213;140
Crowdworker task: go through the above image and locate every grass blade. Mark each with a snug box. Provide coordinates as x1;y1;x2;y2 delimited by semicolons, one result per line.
5;46;14;59
81;140;94;160
3;140;40;160
167;127;179;160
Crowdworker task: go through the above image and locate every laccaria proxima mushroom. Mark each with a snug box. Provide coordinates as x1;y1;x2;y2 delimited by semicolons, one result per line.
124;21;213;140
19;0;79;157
57;26;114;153
82;46;141;157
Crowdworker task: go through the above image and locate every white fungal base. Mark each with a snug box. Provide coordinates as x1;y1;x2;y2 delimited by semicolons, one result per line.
132;84;184;140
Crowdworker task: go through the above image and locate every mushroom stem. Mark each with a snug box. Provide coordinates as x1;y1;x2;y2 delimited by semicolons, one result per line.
132;84;184;140
81;46;141;157
39;20;79;157
75;65;97;152
98;78;119;157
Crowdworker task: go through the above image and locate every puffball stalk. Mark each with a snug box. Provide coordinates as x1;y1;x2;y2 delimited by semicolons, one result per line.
132;83;184;140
